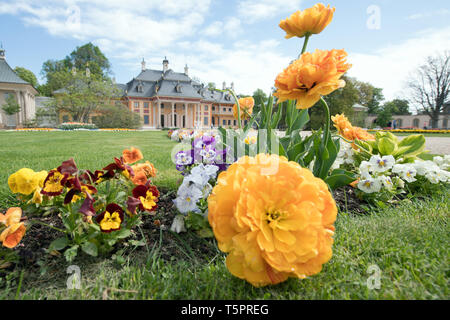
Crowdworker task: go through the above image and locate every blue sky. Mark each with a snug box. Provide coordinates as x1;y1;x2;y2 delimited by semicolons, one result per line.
1;0;449;103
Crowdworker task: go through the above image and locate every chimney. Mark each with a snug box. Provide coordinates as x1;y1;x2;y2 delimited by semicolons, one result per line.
184;64;189;76
163;56;169;73
141;58;146;71
0;45;5;60
222;81;226;90
231;82;235;91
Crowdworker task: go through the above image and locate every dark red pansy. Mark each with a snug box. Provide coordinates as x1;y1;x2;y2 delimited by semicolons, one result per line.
57;158;78;175
95;203;124;233
127;197;141;215
132;184;159;212
41;170;69;196
79;192;96;216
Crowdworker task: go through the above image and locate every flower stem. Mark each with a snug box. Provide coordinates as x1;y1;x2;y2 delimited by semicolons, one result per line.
300;33;311;57
320;97;330;145
30;219;66;234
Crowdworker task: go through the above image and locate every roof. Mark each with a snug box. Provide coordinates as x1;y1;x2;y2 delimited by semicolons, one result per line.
125;68;236;104
0;57;31;85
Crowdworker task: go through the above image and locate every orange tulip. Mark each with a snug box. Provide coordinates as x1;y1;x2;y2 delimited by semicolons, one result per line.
122;147;143;165
279;4;335;39
274;49;351;109
208;154;337;287
233;97;255;120
332;114;375;142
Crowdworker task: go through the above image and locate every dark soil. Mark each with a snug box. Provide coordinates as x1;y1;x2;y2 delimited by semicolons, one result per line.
332;185;367;215
5;185;364;271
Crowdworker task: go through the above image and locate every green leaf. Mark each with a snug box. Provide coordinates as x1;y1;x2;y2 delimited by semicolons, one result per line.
49;237;69;251
378;137;397;155
290;109;309;132
325;170;357;190
114;228;132;239
81;242;98;257
64;245;79;262
393;134;426;158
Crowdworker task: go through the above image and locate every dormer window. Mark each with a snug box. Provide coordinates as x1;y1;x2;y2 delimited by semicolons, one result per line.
175;84;183;93
137;82;144;93
225;94;231;101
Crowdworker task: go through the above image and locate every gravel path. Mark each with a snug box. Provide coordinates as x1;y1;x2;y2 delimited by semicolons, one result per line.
398;136;450;155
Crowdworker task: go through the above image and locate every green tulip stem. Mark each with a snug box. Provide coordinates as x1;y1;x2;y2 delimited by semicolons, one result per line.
300;33;311;57
320;97;330;146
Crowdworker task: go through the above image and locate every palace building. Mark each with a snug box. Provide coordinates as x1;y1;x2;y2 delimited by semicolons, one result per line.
0;47;38;128
119;57;239;129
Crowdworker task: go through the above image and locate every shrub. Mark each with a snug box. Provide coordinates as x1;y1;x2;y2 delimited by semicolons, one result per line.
93;105;142;129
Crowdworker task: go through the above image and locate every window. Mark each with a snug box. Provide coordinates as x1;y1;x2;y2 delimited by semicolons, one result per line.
223;108;226;112
443;118;448;128
223;119;226;125
144;115;149;125
413;118;420;128
144;102;149;108
229;108;232;112
212;106;215;111
134;102;139;108
62;115;69;123
234;120;236;126
228;120;231;125
143;109;149;114
161;103;164;109
205;105;208;111
204;117;208;125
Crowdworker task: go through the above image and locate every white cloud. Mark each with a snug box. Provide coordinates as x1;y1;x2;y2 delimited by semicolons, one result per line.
0;0;211;59
203;17;242;38
237;0;303;23
348;27;450;102
407;9;450;20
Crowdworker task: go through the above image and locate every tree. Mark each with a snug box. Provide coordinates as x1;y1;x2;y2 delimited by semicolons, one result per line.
207;82;216;90
408;51;450;128
354;80;384;114
39;43;112;97
14;67;38;88
1;94;20;116
48;71;121;123
309;75;360;129
39;59;72;96
383;99;411;115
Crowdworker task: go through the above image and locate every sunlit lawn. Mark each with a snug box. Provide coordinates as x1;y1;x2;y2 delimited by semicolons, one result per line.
0;131;448;300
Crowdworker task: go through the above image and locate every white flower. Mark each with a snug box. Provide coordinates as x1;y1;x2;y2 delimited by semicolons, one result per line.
369;155;395;173
201;183;213;198
188;164;219;187
357;177;382;193
379;175;394;189
394;177;405;189
433;156;449;170
176;152;193;166
200;148;216;163
359;161;373;178
331;158;344;170
413;160;439;176
174;182;203;214
170;215;187;233
338;140;355;164
427;169;449;184
425;172;440;184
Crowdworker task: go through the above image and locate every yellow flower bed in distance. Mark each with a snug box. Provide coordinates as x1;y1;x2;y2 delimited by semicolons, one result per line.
368;129;450;134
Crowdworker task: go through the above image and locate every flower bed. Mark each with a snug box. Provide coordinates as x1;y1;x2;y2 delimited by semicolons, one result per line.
369;129;450;134
58;122;98;130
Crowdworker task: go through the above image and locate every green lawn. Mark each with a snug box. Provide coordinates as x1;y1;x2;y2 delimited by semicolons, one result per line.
0;131;448;300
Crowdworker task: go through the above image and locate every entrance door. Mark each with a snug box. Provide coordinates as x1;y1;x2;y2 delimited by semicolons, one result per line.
160;115;165;128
